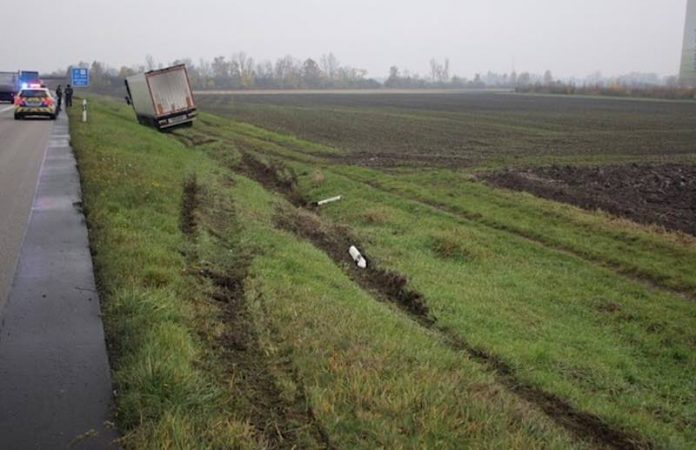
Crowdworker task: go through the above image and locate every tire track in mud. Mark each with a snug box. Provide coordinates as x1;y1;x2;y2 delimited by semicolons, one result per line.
180;175;199;238
179;176;332;450
203;267;333;450
276;209;431;321
237;153;653;450
237;152;431;319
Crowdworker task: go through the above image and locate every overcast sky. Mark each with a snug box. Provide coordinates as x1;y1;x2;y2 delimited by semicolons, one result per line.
1;0;689;78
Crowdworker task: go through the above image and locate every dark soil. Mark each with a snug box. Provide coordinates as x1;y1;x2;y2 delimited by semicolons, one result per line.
240;152;307;207
275;209;431;321
170;129;219;148
180;175;199;237
484;164;696;236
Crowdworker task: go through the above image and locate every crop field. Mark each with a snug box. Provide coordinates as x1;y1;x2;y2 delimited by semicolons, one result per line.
198;92;696;168
71;94;695;449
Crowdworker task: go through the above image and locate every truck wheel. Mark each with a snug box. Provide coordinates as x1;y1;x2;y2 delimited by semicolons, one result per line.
14;113;21;120
50;114;56;120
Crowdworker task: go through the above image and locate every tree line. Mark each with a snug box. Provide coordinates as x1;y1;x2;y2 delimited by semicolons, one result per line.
48;54;694;100
54;54;525;93
58;54;383;93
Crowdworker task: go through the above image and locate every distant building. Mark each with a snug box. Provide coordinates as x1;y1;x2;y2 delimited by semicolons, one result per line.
680;0;696;86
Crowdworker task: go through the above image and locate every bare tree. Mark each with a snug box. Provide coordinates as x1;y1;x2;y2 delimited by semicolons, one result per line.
145;55;156;71
234;52;256;88
302;58;323;88
430;58;451;83
118;66;136;79
255;60;274;88
544;70;554;85
321;53;340;81
275;55;302;88
211;56;230;80
518;72;531;86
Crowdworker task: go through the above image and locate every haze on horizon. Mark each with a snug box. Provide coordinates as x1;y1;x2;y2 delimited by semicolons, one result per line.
1;0;689;79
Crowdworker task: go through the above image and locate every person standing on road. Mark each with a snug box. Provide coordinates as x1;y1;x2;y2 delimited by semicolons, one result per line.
55;85;63;113
65;84;74;107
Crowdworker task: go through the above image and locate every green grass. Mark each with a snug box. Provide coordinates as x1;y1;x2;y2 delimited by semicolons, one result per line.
177;109;696;449
68;101;258;449
296;165;696;448
69;98;595;448
230;175;584;449
332;166;696;296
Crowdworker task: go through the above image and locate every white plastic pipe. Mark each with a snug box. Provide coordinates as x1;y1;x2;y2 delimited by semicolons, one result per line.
349;246;367;269
317;196;342;206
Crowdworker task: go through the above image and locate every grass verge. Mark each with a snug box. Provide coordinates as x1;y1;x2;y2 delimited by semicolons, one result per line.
69;98;591;448
175;111;696;449
69;101;257;448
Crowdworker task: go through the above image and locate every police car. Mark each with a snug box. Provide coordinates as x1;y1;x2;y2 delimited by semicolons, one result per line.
14;86;57;120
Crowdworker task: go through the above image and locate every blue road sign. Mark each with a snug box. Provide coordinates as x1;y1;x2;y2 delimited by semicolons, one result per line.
71;68;89;87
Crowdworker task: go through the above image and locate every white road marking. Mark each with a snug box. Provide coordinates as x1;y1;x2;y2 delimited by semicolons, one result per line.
0;106;14;114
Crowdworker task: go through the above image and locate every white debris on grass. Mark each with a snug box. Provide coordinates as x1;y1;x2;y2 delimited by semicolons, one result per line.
349;246;367;269
316;195;342;206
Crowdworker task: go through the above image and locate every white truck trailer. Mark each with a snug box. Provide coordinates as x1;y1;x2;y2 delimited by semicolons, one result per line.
0;71;18;103
124;64;197;130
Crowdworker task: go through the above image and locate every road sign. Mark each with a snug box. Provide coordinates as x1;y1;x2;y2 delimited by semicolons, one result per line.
71;68;89;87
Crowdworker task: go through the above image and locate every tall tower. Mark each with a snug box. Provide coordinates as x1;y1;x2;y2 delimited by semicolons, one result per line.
680;0;696;86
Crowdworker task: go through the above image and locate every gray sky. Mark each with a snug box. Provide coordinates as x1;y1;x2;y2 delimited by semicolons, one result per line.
1;0;689;78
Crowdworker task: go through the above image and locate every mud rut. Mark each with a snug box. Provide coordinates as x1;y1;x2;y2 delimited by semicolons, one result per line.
179;177;332;449
236;152;652;450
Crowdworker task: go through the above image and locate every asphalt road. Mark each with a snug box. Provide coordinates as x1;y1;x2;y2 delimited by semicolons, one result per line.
0;111;117;448
0;104;52;310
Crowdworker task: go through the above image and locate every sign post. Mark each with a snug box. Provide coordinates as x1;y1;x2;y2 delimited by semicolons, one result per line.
71;68;90;88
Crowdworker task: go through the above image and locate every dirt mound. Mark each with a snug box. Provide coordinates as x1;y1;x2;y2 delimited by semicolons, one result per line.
485;164;696;236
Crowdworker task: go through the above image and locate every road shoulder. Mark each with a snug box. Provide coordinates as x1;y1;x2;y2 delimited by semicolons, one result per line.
0;112;117;448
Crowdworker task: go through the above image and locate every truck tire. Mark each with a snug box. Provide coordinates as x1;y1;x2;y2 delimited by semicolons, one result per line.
50;114;56;120
14;113;21;120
